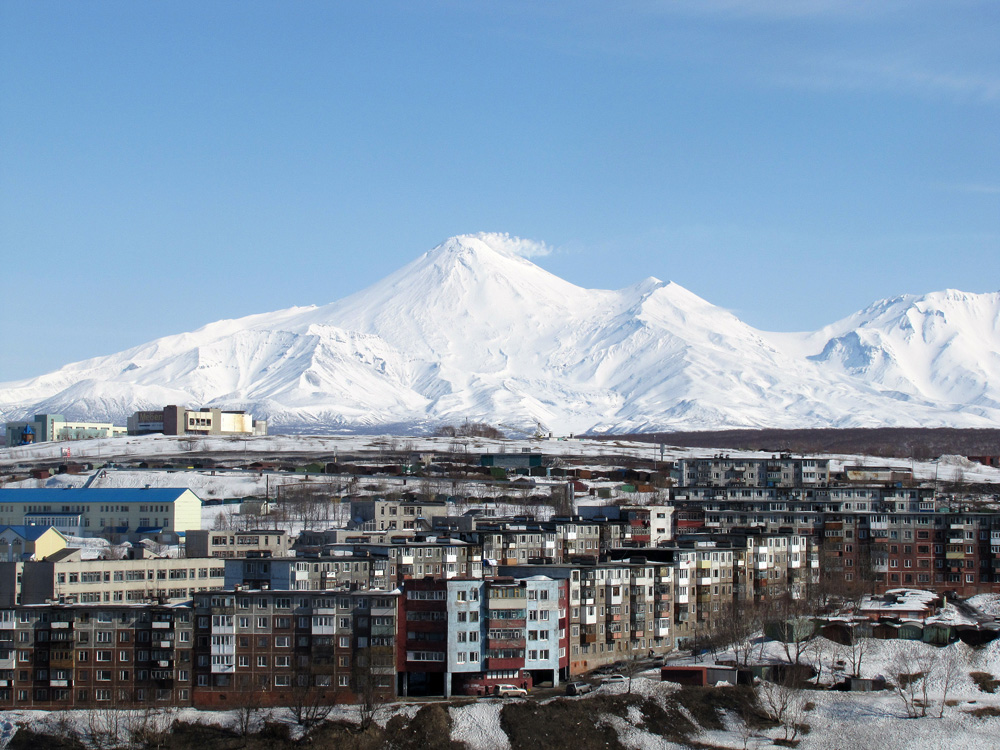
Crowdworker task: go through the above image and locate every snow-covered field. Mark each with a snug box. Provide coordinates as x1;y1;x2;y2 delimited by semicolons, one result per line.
3;433;999;489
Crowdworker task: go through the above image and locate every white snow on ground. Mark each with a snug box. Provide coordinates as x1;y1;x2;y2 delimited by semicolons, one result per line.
3;434;1000;487
969;594;1000;618
596;709;689;750
450;700;511;750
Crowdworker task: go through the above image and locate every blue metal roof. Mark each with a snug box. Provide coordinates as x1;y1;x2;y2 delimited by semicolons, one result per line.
0;488;197;503
0;525;62;541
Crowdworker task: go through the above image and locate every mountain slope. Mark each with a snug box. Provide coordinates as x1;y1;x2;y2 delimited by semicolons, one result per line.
2;233;999;434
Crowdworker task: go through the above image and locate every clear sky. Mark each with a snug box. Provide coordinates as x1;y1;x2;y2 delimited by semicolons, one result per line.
2;1;998;382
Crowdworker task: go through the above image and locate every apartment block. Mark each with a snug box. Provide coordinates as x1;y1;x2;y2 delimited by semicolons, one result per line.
0;603;194;710
677;455;830;488
185;529;290;559
0;553;225;607
191;588;398;707
0;488;202;538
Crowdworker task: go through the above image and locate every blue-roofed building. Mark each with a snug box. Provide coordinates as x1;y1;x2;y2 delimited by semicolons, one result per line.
0;488;202;538
0;525;69;561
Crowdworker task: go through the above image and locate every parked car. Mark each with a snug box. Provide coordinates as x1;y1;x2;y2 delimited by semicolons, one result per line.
565;681;593;696
493;684;528;697
601;674;626;684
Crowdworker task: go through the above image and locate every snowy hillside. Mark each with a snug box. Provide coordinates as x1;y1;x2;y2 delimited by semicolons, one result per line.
2;233;1000;434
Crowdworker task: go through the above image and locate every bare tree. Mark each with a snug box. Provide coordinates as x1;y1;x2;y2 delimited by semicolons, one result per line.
937;647;963;718
620;651;646;695
762;592;816;668
837;627;871;680
354;646;393;731
81;704;127;750
711;601;764;667
804;636;833;687
231;682;266;744
289;656;336;729
756;676;808;743
890;646;936;718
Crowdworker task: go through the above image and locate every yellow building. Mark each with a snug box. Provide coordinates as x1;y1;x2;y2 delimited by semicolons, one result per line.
0;525;69;562
0;488;202;537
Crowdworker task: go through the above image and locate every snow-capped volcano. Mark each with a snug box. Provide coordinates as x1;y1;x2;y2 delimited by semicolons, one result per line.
2;233;999;434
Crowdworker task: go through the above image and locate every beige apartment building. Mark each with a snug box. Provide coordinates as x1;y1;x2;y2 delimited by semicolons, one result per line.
0;552;226;606
0;488;202;538
185;530;290;559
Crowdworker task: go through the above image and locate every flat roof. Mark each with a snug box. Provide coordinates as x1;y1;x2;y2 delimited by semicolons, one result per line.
0;488;198;503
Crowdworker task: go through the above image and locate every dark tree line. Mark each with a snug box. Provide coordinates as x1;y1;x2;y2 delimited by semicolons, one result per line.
611;427;1000;460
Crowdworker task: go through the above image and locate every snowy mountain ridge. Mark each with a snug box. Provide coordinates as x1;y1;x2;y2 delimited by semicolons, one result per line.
3;233;999;435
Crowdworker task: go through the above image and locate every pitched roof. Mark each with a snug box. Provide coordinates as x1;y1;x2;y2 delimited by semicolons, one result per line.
0;525;67;542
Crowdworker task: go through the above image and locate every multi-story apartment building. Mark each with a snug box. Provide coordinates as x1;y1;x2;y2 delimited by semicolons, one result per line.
348;499;446;534
398;574;568;698
191;588;398;707
185;529;290;559
224;554;393;593
0;488;202;538
0;552;226;607
677;455;830;488
503;559;673;673
0;603;194;709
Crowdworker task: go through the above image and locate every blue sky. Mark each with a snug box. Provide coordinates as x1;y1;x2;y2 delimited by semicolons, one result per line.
2;0;998;381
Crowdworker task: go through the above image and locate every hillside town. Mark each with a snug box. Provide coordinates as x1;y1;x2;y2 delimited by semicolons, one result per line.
2;422;1000;719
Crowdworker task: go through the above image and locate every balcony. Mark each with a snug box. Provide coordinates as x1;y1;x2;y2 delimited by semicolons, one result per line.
49;679;71;688
485;657;523;671
152;621;172;630
486;636;526;649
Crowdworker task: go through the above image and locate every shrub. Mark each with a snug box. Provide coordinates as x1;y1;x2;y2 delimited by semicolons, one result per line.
970;672;1000;694
968;706;1000;719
